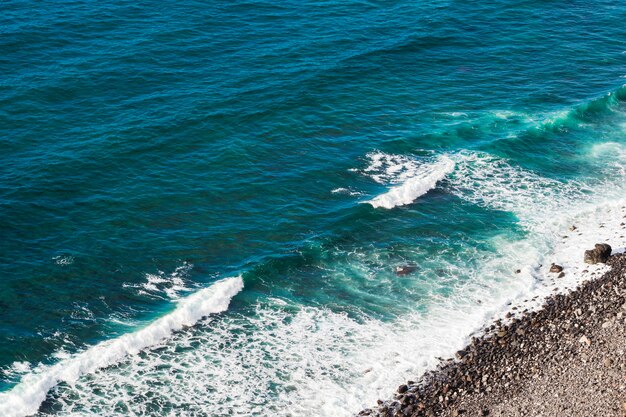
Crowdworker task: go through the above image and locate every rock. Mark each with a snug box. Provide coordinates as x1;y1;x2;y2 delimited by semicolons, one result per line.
395;265;417;276
558;272;565;278
397;384;408;394
603;358;614;367
584;243;612;264
579;335;591;346
549;263;563;273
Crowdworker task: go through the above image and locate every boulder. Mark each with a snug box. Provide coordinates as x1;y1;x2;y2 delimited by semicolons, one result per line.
583;243;612;264
549;263;563;273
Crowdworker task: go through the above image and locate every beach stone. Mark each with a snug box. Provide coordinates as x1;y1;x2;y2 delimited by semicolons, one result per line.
397;384;408;394
550;264;563;273
455;349;468;360
584;243;612;264
579;335;591;346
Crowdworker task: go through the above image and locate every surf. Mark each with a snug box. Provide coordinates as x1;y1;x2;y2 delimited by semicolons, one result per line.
365;156;455;209
0;277;243;417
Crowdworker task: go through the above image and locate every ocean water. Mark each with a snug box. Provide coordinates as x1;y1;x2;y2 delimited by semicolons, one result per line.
1;0;626;415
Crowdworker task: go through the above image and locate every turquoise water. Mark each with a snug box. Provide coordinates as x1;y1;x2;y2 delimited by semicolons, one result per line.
1;1;626;415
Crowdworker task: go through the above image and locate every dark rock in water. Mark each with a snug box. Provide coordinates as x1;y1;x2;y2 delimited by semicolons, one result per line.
558;272;565;278
584;243;612;264
549;263;563;273
398;384;408;394
396;265;417;276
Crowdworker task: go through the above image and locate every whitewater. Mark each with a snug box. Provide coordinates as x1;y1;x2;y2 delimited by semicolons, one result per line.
0;278;244;417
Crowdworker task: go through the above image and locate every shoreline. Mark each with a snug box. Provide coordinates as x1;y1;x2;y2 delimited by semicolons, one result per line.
360;251;626;417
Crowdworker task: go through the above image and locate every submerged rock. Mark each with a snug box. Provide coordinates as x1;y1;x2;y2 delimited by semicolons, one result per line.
584;244;612;264
396;265;418;276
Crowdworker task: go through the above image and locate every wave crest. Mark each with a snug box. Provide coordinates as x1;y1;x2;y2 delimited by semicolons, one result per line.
366;156;455;209
0;277;244;417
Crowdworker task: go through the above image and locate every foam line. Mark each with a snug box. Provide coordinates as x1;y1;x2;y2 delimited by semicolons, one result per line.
0;276;244;417
366;157;455;209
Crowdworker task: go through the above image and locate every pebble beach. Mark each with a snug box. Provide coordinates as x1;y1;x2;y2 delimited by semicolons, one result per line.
362;247;626;417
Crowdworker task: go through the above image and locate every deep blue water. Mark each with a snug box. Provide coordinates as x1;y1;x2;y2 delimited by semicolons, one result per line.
1;1;626;416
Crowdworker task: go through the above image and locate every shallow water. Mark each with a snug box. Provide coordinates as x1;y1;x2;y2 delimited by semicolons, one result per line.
1;1;626;416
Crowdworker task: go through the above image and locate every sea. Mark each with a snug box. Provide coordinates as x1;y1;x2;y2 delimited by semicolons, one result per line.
1;1;626;416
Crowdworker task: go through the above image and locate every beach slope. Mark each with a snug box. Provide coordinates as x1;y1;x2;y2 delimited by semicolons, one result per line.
361;253;626;417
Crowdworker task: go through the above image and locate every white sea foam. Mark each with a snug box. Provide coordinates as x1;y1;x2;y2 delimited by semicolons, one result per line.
0;277;243;417
365;156;455;209
361;152;427;185
52;256;74;266
2;362;31;380
589;141;626;166
331;187;363;196
123;262;193;300
444;149;626;311
446;149;626;228
588;142;626;181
